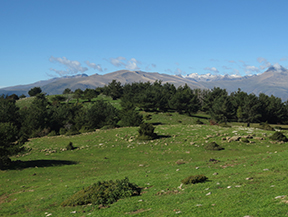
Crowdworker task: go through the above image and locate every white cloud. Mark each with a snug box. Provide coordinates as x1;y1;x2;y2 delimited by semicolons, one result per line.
108;57;141;71
85;61;103;72
204;67;219;73
244;65;259;74
126;58;140;70
280;57;287;61
109;56;126;67
257;57;271;70
151;63;156;68
49;56;88;76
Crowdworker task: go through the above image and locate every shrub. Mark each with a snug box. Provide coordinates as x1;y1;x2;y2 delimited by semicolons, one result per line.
270;132;288;142
61;177;140;207
66;142;76;150
47;130;57;137
241;138;250;143
137;123;157;140
59;128;67;135
258;122;274;131
204;142;224;151
119;109;143;127
181;175;208;185
144;114;152;120
195;119;204;124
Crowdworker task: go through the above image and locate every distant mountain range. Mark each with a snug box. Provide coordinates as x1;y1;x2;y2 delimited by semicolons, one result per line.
1;64;288;101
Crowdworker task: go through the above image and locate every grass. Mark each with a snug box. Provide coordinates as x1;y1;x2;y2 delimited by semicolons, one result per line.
2;110;288;216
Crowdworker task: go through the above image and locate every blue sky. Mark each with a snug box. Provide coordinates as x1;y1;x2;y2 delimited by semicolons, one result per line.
1;0;288;87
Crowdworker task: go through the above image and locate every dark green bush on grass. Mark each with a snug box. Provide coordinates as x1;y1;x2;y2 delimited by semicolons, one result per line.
204;142;224;151
270;132;288;142
181;175;208;184
241;138;249;143
66;142;76;150
258;122;274;131
144;114;152;120
137;123;157;140
61;177;140;207
195;119;203;124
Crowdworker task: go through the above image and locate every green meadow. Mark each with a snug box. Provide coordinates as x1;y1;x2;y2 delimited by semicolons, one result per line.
1;109;288;217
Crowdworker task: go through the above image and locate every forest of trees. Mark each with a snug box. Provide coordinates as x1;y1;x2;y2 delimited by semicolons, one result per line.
1;80;288;167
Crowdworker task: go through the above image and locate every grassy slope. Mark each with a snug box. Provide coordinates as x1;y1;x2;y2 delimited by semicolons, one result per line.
1;99;288;216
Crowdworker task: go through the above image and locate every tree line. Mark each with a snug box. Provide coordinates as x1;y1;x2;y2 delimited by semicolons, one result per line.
1;80;288;167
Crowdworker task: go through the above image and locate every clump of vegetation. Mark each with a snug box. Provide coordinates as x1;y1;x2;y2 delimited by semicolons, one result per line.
144;114;152;120
165;113;172;116
61;177;140;207
181;175;208;185
66;142;76;150
269;132;288;142
47;130;57;137
241;138;250;143
195;119;204;124
258;122;274;131
137;123;157;140
204;142;224;151
59;128;67;135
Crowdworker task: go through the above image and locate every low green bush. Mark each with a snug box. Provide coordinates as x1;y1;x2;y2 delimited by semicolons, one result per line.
47;130;57;137
181;175;208;185
137;123;157;140
241;138;249;143
59;128;67;135
195;119;204;124
61;177;140;207
66;142;76;150
270;132;288;142
204;142;224;151
144;114;152;120
258;122;274;131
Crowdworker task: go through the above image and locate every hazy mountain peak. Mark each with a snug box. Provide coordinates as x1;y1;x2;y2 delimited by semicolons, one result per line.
266;64;287;73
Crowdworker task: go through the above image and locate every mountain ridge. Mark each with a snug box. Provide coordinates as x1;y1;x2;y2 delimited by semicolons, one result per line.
1;65;288;100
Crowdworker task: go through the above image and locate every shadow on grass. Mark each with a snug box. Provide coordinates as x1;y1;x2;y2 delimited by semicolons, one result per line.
4;159;78;170
151;122;163;126
156;135;171;139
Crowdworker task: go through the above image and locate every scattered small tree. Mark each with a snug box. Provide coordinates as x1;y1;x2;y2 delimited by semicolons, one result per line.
0;122;25;169
28;87;42;97
137;123;157;140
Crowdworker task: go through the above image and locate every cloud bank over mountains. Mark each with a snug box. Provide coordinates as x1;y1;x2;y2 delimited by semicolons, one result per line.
47;55;288;80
